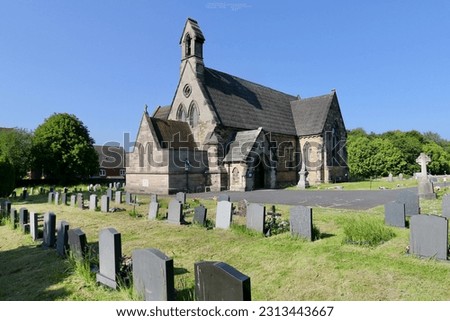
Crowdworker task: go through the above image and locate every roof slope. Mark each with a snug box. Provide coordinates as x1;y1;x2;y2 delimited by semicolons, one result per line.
203;68;298;135
153;105;171;120
290;92;334;136
223;128;263;162
148;116;197;149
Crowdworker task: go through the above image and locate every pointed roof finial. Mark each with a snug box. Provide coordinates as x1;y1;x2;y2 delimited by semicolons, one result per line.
144;104;148;115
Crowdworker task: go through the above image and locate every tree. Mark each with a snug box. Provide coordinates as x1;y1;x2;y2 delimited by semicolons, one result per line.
347;134;374;179
0;127;33;181
422;142;450;175
32;113;99;183
0;156;15;197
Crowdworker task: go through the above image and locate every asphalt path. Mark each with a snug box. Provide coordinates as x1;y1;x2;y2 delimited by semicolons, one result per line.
190;187;419;210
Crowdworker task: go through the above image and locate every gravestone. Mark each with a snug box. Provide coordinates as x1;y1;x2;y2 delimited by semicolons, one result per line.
48;192;54;204
236;199;248;216
22;188;28;200
416;153;436;199
194;261;251;301
410;214;448;260
19;207;29;231
56;221;70;257
148;201;159;220
77;193;84;209
125;192;132;205
101;195;110;213
61;193;67;205
215;201;232;229
30;212;41;241
68;228;88;260
10;208;17;228
193;205;207;226
3;201;11;218
89;194;98;211
43;212;56;248
384;201;406;228
115;191;122;204
442;194;450;219
107;188;113;201
96;228;122;289
399;173;404;180
387;173;393;182
132;248;175;301
246;203;266;233
70;194;77;207
150;194;158;203
217;194;230;202
176;192;186;205
167;200;183;224
290;206;313;241
397;190;419;216
54;192;60;205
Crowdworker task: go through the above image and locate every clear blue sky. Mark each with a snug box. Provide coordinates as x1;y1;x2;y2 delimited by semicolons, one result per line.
1;0;450;147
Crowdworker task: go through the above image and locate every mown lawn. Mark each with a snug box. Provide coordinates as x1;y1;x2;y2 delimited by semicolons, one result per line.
0;189;449;301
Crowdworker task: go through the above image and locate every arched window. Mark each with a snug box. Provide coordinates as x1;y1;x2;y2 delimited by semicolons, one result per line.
188;102;199;127
185;33;191;56
176;104;187;122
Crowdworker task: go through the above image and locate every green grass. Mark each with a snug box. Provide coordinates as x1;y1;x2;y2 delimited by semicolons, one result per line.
1;190;450;301
286;178;419;190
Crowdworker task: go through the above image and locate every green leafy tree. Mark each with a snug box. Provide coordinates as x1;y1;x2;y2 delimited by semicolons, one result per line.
32;113;99;183
369;138;405;177
0;128;33;181
347;134;374;179
0;156;15;197
422;142;450;174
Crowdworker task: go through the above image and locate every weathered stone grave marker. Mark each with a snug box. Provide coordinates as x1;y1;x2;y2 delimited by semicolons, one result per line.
193;205;207;226
89;194;98;211
107;188;113;201
194;261;251;301
56;221;70;257
10;208;17;229
101;195;110;213
30;212;43;241
125;192;132;205
442;194;450;219
410;214;448;260
54;192;60;205
115;191;122;205
246;203;266;233
48;192;54;204
132;248;175;301
215;201;232;229
70;194;77;207
68;228;88;260
384;201;406;228
19;207;29;231
150;194;158;203
416;153;436;199
77;193;84;209
217;194;230;202
96;228;122;289
397;190;419;216
167;199;183;224
290;205;313;241
148;201;159;220
43;212;56;248
176;192;186;205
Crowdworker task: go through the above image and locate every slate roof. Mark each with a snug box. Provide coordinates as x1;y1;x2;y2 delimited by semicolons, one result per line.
290;92;335;136
94;145;125;168
202;68;298;136
153;105;171;120
179;18;205;43
223;128;262;162
148;116;197;149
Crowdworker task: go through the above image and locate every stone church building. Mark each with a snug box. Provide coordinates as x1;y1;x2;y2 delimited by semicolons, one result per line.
126;18;348;194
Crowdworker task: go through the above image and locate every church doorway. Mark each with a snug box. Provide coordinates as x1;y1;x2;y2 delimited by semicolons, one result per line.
253;158;265;189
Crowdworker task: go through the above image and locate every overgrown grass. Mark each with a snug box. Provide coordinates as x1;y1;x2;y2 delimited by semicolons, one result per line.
342;215;396;246
1;190;450;300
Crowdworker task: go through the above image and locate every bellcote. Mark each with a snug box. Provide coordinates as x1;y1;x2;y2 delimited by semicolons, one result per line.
180;18;205;78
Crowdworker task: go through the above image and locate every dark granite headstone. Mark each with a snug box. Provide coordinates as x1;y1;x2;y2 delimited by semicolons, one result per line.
68;228;88;260
167;200;183;224
70;194;77;207
43;212;56;248
115;191;122;204
194;261;251;301
176;192;186;205
193;205;207;226
442;194;450;219
217;194;230;202
246;203;266;233
384;201;406;228
410;214;448;260
290;205;313;241
101;195;110;213
19;207;29;230
89;194;98;211
397;190;419;216
215;201;232;229
132;248;175;301
96;228;122;289
148;201;159;220
56;221;70;257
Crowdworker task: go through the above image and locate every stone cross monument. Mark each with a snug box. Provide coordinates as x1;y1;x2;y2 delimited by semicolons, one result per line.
297;158;309;190
415;153;436;199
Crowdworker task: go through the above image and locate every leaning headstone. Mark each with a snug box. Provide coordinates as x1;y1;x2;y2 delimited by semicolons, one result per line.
176;192;186;205
167;200;183;224
410;215;448;260
19;207;29;231
246;203;266;233
30;212;41;241
77;193;84;209
96;228;122;289
384;201;406;228
194;261;251;301
68;228;88;260
290;205;313;241
70;194;77;207
193;205;207;226
56;221;70;257
48;192;54;204
442;194;450;219
101;195;110;213
42;212;56;248
217;194;230;202
132;248;175;301
61;193;67;205
115;191;122;205
89;194;98;211
397;190;419;216
215;201;233;229
148;201;159;220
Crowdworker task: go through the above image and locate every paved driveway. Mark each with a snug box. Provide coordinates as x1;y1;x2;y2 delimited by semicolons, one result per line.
190;187;419;210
